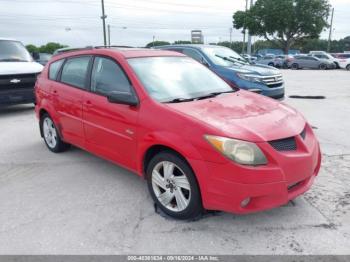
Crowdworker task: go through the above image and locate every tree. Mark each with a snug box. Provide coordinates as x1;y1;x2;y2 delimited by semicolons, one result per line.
39;42;68;54
25;44;39;54
145;41;170;48
173;40;192;45
233;0;331;54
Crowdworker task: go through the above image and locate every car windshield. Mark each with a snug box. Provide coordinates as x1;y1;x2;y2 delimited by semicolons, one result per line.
128;56;234;103
0;40;32;62
201;46;248;67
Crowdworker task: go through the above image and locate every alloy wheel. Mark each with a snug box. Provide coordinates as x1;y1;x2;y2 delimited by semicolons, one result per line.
43;117;58;149
151;161;191;212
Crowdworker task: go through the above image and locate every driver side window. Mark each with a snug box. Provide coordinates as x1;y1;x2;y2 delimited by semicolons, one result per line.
91;57;132;96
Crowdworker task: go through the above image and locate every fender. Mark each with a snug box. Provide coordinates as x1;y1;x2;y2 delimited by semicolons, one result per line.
137;130;206;176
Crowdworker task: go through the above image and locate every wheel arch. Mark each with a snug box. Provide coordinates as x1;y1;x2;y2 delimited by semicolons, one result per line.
142;144;196;179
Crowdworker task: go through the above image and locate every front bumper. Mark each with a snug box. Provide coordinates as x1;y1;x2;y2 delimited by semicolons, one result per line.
237;80;285;100
0;88;35;106
192;125;321;214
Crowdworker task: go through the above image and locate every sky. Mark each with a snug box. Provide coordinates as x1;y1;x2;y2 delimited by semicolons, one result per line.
0;0;349;47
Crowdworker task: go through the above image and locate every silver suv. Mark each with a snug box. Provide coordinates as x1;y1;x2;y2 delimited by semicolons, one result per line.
288;55;336;70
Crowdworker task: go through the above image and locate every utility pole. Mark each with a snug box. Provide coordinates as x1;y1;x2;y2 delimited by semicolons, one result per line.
152;35;155;48
101;0;107;46
242;0;249;54
229;28;233;49
327;7;334;52
247;0;253;55
107;24;111;46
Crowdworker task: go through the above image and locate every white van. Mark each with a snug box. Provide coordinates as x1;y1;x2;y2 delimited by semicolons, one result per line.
0;38;43;106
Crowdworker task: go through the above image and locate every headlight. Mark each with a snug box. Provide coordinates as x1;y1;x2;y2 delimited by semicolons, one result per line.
205;135;267;166
237;73;263;83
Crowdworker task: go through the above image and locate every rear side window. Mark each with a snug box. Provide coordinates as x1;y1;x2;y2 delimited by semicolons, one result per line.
60;56;91;89
49;59;64;80
91;57;132;96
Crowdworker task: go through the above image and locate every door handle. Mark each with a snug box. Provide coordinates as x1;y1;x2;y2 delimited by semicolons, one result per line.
84;101;93;108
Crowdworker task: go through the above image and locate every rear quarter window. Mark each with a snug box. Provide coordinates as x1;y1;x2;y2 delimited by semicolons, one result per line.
49;59;64;80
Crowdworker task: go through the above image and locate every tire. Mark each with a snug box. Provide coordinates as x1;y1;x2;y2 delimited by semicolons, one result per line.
346;64;350;71
268;62;274;67
146;151;203;220
319;64;327;70
40;113;70;153
291;63;299;70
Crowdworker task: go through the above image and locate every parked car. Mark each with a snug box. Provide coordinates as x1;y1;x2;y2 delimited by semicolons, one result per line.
35;47;321;219
256;54;280;67
0;38;43;106
309;51;340;68
241;54;257;63
288;55;336;70
32;52;52;66
338;58;350;70
332;53;350;60
156;45;285;99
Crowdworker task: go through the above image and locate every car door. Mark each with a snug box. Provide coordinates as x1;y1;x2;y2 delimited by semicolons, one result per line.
308;57;320;68
82;56;139;170
52;55;92;147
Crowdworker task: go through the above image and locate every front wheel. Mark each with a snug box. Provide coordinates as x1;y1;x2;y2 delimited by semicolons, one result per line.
41;113;70;153
291;63;299;70
146;151;203;220
319;64;327;70
346;64;350;71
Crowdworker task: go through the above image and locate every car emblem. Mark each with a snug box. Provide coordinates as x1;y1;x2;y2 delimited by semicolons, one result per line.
10;79;21;84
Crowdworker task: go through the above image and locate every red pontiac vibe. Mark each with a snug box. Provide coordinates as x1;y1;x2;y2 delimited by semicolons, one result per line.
35;47;321;220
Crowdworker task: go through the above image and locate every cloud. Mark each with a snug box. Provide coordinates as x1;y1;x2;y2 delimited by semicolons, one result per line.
0;0;348;47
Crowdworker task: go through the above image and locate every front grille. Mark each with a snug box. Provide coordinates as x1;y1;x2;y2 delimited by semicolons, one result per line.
300;128;306;140
261;74;284;88
269;137;297;151
0;73;38;91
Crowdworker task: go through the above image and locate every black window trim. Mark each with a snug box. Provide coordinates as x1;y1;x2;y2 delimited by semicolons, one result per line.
57;55;93;91
48;58;65;82
87;55;139;101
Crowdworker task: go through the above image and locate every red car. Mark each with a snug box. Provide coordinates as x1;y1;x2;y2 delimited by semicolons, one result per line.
35;47;321;220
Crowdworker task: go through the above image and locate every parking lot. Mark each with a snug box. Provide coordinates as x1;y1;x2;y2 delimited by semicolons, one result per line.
0;70;349;255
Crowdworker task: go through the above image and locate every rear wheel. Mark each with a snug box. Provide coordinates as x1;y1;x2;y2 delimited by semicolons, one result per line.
319;64;327;70
346;64;350;71
291;63;299;70
41;113;70;153
146;151;203;220
268;62;274;67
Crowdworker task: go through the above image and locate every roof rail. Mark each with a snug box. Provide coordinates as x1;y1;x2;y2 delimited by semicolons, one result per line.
52;45;135;56
52;46;94;56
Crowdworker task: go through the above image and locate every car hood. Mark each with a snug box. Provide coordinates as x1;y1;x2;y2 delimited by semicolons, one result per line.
0;61;43;75
166;91;305;142
227;63;280;76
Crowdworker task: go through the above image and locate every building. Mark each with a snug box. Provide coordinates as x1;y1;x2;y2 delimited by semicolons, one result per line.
191;30;204;44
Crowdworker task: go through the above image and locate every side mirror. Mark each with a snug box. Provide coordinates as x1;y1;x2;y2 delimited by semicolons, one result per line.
107;92;139;107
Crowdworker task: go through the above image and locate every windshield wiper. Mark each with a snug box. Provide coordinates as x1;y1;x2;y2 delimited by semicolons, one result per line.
215;54;246;65
164;97;195;103
194;90;235;100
